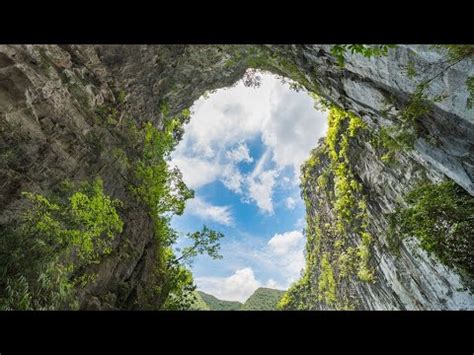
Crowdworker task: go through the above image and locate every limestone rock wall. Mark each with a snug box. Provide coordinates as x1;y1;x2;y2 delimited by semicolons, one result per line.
0;44;472;309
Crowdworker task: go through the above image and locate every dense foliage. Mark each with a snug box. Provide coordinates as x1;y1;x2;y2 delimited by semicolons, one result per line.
280;106;375;310
190;288;284;310
330;45;395;67
0;94;223;310
191;291;242;310
371;125;416;164
129;106;224;310
0;179;123;310
240;288;285;310
189;291;211;310
388;181;474;276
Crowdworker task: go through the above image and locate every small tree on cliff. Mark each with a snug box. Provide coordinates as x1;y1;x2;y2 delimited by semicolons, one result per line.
161;226;224;310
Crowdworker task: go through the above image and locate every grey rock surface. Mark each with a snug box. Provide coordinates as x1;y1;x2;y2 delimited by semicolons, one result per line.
0;44;472;309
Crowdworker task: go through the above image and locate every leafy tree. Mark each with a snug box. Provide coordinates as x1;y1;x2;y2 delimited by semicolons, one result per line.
161;265;197;310
133;119;194;217
145;226;224;311
129;113;225;310
388;181;474;275
158;226;224;310
175;226;224;266
0;178;123;310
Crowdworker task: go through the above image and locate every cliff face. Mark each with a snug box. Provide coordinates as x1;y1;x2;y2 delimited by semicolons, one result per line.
0;45;155;309
274;45;474;310
0;45;250;309
297;131;473;310
0;44;472;309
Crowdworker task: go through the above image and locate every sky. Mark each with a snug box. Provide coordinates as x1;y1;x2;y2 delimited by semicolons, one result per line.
170;71;328;302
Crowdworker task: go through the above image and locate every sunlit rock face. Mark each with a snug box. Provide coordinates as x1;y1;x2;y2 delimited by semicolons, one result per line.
0;44;472;309
301;131;473;310
266;45;474;310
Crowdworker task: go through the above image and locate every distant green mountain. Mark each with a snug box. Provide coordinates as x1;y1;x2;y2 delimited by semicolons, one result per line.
189;287;285;310
190;291;210;310
191;291;242;310
241;288;285;310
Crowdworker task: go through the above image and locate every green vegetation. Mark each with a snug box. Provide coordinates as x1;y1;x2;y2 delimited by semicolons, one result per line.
241;288;285;310
277;273;310;310
371;125;416;164
95;87;128;126
95;101;121;126
442;45;474;61
466;76;474;110
281;106;375;310
372;45;474;162
190;288;284;310
330;45;395;67
128;107;223;310
326;107;366;233
326;106;375;285
226;46;314;91
131;119;194;219
402;45;474;121
400;83;431;123
388;181;474;276
440;45;474;110
160;226;224;310
0;93;221;310
189;291;211;310
0;178;123;310
175;226;223;266
192;291;242;310
317;253;337;305
405;60;417;79
280;45;474;310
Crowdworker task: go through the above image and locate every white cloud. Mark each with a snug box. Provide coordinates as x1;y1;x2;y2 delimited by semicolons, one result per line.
226;143;253;163
264;83;328;173
171;156;221;190
246;169;277;214
267;230;306;282
268;230;304;255
207;230;306;291
264;278;285;290
169;73;324;294
186;196;233;226
285;197;296;209
221;163;244;193
171;71;327;214
243;149;277;214
195;267;261;302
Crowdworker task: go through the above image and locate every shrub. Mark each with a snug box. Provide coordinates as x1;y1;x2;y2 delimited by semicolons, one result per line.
330;45;395;67
130;113;225;309
0;178;123;310
388;181;474;275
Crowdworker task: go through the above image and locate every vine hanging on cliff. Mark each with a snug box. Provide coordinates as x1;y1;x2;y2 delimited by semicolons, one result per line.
279;105;376;310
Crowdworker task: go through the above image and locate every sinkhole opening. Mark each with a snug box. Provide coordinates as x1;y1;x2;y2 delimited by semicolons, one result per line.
170;69;328;303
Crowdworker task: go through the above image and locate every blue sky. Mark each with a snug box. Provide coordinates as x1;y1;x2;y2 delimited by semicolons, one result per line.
170;71;328;302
